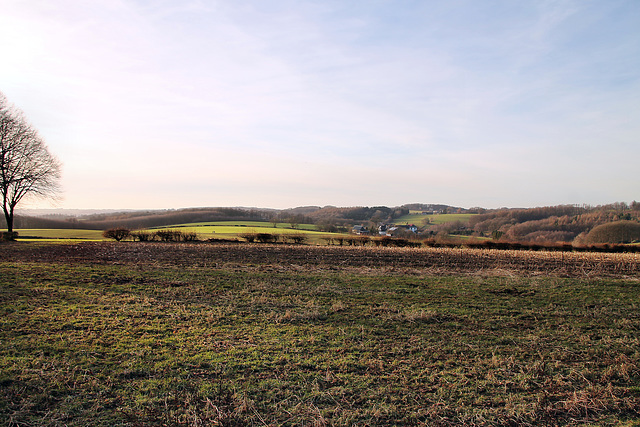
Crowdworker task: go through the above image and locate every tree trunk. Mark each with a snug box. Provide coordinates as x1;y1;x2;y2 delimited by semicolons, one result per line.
3;206;13;233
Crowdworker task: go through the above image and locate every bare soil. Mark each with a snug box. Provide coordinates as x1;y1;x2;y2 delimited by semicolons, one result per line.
1;241;638;278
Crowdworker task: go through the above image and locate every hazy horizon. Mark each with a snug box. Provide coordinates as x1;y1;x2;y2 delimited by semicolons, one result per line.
15;199;638;218
2;1;638;210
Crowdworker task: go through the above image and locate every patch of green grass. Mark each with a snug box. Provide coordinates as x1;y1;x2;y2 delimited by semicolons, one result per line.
1;259;639;425
149;221;318;231
394;213;476;225
148;221;333;243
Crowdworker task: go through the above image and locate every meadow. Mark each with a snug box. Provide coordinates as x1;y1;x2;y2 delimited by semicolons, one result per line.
1;241;639;426
149;221;328;243
394;213;476;225
4;221;329;244
149;221;319;231
5;217;475;244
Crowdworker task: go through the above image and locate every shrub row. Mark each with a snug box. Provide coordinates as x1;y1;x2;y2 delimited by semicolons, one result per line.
148;230;198;242
426;238;640;253
239;233;308;244
321;236;422;247
103;228;198;242
324;236;640;252
103;227;640;253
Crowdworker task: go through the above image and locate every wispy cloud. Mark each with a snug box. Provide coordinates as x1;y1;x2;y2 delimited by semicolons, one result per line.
1;0;638;209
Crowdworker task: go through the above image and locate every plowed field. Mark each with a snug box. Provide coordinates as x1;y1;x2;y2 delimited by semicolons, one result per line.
1;241;638;277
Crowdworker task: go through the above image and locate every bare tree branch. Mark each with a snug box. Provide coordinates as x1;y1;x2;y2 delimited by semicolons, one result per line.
0;92;62;235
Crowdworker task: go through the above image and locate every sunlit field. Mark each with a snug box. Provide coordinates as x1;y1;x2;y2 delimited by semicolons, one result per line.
3;222;329;244
394;213;476;225
1;241;639;426
149;222;329;243
149;221;318;231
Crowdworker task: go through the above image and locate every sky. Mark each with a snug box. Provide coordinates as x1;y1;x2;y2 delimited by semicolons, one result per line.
1;0;639;210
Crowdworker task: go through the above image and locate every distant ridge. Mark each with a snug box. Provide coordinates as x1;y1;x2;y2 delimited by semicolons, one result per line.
7;203;639;246
17;209;138;218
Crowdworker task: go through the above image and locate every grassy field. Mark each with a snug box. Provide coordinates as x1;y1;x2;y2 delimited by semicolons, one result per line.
394;213;476;226
149;221;318;231
1;242;639;426
3;222;325;243
149;222;332;244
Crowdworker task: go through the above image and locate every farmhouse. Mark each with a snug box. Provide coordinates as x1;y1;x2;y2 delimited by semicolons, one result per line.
402;224;419;233
352;225;369;235
383;224;418;237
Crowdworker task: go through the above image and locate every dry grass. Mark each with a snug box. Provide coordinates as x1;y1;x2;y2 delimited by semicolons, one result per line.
1;242;639;425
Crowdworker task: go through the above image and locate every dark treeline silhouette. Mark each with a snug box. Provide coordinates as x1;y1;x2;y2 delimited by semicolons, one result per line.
2;208;268;230
1;215;75;230
82;207;268;229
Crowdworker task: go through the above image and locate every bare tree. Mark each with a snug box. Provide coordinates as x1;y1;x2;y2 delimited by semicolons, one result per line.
287;215;302;229
0;92;61;235
103;227;131;242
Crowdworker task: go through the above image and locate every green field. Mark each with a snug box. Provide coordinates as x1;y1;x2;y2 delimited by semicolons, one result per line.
1;242;639;425
150;221;332;243
150;221;319;231
3;222;326;243
394;213;476;226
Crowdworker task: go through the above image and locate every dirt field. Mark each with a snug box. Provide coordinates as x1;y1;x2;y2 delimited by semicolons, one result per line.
1;241;638;278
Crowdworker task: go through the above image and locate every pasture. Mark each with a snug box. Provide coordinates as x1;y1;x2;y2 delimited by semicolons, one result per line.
149;221;328;243
3;221;329;244
1;242;639;426
149;221;319;232
394;213;476;225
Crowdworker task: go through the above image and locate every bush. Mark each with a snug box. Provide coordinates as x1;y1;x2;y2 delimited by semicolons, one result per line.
285;233;308;244
103;228;131;241
256;233;277;243
320;236;334;245
373;236;393;247
131;231;154;242
239;233;257;243
154;230;183;242
345;236;369;246
181;231;198;242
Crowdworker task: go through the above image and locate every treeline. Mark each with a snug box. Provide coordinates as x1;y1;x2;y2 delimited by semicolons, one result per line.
305;206;407;232
5;204;464;233
81;207;267;230
2;208;267;230
13;202;639;246
2;215;78;230
468;202;640;244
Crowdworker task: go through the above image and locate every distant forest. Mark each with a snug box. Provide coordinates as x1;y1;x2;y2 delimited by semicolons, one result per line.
467;202;640;244
7;204;454;232
6;202;640;245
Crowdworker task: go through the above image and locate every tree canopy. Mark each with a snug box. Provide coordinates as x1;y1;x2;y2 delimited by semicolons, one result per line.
585;220;640;244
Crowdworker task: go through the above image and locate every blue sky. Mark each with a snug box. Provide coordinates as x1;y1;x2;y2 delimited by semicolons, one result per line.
1;0;638;209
